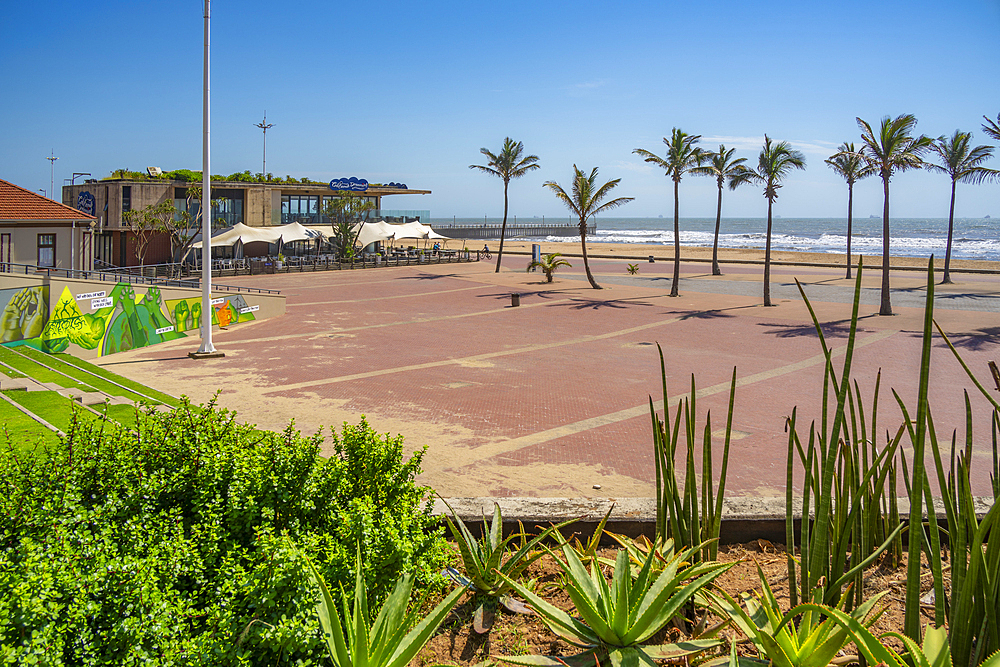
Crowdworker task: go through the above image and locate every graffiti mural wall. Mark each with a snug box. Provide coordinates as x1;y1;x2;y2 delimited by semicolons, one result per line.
0;283;258;356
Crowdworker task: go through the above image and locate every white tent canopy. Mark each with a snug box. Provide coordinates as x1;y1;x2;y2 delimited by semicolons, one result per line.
279;221;326;243
191;222;327;249
349;220;450;248
388;221;451;242
353;220;398;248
192;220;451;251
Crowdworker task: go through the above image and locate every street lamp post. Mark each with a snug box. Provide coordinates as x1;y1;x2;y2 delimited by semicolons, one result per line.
46;151;59;201
255;111;274;176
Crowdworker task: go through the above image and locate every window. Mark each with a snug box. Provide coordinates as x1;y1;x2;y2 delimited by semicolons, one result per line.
122;186;132;213
281;195;324;223
37;233;56;267
174;187;244;230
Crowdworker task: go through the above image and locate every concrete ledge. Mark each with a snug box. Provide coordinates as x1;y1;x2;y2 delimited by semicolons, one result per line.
433;496;995;545
503;251;1000;275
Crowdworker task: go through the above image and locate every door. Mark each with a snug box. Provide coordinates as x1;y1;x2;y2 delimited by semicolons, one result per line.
0;233;10;272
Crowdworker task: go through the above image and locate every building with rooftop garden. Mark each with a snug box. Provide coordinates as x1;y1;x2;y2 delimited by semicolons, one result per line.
62;170;429;267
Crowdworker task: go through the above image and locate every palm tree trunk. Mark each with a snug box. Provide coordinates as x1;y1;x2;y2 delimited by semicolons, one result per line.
580;220;601;289
495;180;509;273
764;200;773;307
943;179;956;284
671;179;680;296
712;181;723;276
879;178;893;316
845;183;853;280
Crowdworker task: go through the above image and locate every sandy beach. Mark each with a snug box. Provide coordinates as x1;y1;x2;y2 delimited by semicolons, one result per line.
456;239;1000;273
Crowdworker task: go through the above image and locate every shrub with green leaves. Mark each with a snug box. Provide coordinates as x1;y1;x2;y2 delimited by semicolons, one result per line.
0;398;447;666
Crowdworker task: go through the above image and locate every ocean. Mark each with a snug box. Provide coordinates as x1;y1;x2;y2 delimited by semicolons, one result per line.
430;217;1000;262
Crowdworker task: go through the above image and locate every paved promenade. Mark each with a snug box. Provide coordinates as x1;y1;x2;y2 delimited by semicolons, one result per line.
100;254;1000;498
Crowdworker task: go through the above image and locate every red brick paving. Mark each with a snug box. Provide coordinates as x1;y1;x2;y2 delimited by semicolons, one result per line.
101;255;1000;498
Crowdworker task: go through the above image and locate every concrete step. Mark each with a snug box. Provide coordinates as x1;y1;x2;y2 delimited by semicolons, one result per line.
106;395;136;406
0;376;46;392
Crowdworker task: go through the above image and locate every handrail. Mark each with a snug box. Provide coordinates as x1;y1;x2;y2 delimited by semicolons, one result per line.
0;262;281;295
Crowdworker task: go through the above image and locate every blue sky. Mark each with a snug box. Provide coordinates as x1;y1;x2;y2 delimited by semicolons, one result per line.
2;0;998;219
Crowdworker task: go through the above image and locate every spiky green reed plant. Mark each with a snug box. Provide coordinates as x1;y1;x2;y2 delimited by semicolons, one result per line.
784;259;905;609
303;547;464;667
495;537;730;667
886;261;1000;663
439;497;574;632
651;344;736;564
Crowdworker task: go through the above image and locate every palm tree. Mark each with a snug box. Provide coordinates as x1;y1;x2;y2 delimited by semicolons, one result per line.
731;136;806;307
526;253;572;283
634;129;704;296
691;145;751;275
925;130;999;283
543;166;633;289
983;113;1000;142
825;143;874;279
469;138;540;274
856;114;933;316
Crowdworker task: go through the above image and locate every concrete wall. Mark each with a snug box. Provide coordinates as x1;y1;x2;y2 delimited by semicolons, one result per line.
0;272;285;359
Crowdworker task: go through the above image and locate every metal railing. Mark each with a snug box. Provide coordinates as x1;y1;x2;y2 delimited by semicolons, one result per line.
0;262;281;296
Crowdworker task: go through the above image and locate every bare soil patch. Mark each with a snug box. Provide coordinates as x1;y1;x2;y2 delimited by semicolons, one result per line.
415;540;937;666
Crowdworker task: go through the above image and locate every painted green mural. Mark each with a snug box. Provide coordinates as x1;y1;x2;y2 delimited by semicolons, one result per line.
1;286;50;343
0;283;257;356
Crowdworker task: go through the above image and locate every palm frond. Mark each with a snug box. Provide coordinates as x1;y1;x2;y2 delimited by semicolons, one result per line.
983;113;1000;142
926;130;999;185
470;138;541;183
825;142;875;183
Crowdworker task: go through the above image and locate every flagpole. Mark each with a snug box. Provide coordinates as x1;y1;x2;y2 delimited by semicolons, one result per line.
192;0;223;358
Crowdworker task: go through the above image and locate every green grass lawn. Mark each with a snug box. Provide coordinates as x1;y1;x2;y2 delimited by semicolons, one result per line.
13;347;177;406
2;390;149;438
0;366;26;380
0;397;61;453
0;346;95;392
0;347;182;459
46;351;180;408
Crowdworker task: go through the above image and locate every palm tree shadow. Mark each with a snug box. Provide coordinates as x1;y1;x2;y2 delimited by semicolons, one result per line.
400;273;461;281
664;304;757;321
922;326;1000;352
759;319;857;339
475;290;563;301
558;296;660;311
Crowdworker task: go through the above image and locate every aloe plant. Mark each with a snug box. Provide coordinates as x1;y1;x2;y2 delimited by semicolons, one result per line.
440;498;574;632
558;504;613;566
494;537;731;667
709;563;890;667
302;548;464;667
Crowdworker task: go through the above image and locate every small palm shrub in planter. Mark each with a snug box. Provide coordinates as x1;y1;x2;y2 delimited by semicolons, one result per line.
526;253;572;283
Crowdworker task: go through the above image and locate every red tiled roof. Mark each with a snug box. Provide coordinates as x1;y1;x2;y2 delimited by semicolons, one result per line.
0;178;95;220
